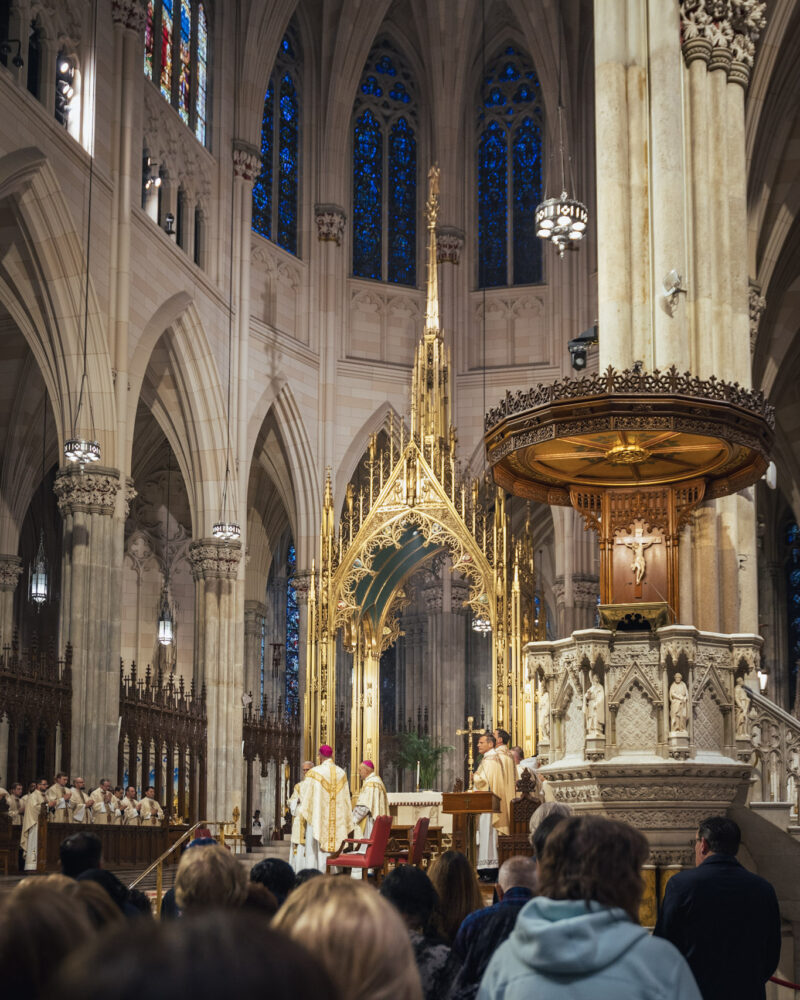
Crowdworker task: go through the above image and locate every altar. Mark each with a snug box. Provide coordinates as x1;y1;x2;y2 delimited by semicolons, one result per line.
387;791;453;835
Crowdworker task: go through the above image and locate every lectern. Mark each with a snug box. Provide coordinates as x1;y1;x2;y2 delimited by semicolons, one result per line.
442;791;500;870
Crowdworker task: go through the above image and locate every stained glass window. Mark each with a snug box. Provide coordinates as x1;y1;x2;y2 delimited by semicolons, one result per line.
177;0;191;123
252;28;301;257
144;2;209;146
352;40;418;285
277;74;298;254
787;522;800;701
477;47;544;287
160;0;173;100
252;79;273;239
285;544;299;717
144;1;155;78
353;110;382;281
195;3;207;144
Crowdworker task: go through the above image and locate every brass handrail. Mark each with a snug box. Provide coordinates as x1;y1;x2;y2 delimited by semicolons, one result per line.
128;820;231;913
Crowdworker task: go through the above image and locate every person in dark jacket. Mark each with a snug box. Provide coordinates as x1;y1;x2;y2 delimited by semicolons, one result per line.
654;815;781;1000
449;855;538;1000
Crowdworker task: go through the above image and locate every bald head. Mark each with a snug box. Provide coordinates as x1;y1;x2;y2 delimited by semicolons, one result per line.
498;855;538;893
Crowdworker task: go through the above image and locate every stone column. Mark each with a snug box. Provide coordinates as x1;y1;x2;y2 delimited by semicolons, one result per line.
188;538;242;822
0;555;22;647
314;205;346;472
243;599;266;702
54;467;123;782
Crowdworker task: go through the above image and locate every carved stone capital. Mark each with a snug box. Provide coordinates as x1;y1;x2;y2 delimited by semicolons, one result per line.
124;478;137;519
112;0;146;32
436;226;465;264
729;0;767;83
54;467;121;517
573;575;600;608
188;538;242;581
679;0;765;79
314;204;346;246
232;141;261;182
291;571;313;607
0;554;23;592
749;280;766;353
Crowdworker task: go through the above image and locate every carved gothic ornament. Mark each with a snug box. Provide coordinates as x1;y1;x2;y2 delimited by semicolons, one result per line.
314;204;346;246
436;226;464;264
749;281;766;354
54;467;120;517
233;140;261;182
680;0;767;84
187;538;242;581
0;555;23;591
111;0;146;32
291;572;312;607
485;365;774;507
143;83;212;203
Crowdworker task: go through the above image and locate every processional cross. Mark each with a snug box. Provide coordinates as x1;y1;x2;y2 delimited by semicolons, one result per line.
614;519;663;597
456;716;486;791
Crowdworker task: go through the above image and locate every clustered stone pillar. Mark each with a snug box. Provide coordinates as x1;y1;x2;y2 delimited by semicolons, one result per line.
0;555;22;647
314;204;347;471
54;467;125;783
594;0;766;634
188;538;242;822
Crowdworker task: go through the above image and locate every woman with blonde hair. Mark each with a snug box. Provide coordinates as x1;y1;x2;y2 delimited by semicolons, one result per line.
427;850;483;944
272;876;423;1000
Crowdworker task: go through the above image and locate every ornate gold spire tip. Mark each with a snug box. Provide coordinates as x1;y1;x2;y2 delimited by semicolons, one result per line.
424;164;440;339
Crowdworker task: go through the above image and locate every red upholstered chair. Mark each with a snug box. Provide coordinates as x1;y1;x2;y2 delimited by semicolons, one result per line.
384;816;430;870
326;814;393;883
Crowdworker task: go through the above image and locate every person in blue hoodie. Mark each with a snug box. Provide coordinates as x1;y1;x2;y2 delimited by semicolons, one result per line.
478;815;702;1000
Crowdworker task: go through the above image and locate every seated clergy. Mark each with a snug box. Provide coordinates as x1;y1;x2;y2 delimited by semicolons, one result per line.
46;772;72;823
90;779;115;824
69;777;92;824
139;786;164;825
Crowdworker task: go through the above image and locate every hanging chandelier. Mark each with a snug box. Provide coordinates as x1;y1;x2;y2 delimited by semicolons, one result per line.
471;615;492;635
66;36;100;470
535;36;588;260
158;450;175;644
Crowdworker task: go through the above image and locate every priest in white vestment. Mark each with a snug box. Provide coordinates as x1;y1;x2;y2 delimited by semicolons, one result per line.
21;778;48;871
298;745;351;871
90;779;114;824
7;782;23;825
121;786;142;825
46;772;72;823
288;760;313;873
349;760;389;879
472;731;516;881
69;777;92;823
138;786;164;825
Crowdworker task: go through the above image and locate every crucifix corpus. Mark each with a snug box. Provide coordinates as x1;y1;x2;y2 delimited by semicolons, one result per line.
457;715;486;791
614;519;663;597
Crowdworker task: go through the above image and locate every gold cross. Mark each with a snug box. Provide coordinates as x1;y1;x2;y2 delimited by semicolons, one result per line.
456;715;486;791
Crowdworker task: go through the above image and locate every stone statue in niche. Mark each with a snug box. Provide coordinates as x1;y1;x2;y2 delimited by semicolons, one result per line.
669;672;690;734
584;672;606;737
537;686;551;742
734;676;752;739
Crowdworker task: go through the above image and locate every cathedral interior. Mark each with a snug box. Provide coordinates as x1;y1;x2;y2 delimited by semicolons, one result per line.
2;0;800;967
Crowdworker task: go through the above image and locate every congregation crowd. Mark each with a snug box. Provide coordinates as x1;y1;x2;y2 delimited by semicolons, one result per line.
0;796;782;1000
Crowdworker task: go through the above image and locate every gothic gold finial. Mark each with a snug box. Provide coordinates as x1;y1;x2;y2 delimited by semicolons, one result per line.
424;165;440;339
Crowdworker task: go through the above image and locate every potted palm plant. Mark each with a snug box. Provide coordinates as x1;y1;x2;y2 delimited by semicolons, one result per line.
393;731;454;790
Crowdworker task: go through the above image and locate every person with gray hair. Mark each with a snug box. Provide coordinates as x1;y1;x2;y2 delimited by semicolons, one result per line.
448;856;539;1000
528;801;571;845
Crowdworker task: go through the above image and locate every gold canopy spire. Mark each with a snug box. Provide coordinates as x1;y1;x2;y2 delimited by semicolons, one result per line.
411;165;451;451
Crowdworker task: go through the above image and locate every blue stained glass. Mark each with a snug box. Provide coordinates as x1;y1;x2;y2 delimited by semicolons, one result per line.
252;80;273;238
375;55;396;75
388;117;416;286
499;61;519;81
362;75;382;96
513;84;535;103
353;110;382;280
285;544;299;717
281;35;294;56
788;522;800;701
277;74;298;254
788;523;800;544
487;88;504;107
791;570;800;586
513;116;542;285
478;120;507;287
389;81;411;103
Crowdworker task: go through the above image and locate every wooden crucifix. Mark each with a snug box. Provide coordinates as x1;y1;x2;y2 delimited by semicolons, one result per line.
456;715;486;791
614;519;663;598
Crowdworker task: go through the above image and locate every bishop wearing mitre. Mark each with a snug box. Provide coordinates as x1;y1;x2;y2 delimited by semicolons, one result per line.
298;744;351;871
288;760;313;873
472;731;516;881
349;760;389;879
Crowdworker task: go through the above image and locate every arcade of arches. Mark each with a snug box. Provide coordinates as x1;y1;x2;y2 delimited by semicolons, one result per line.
2;0;800;963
